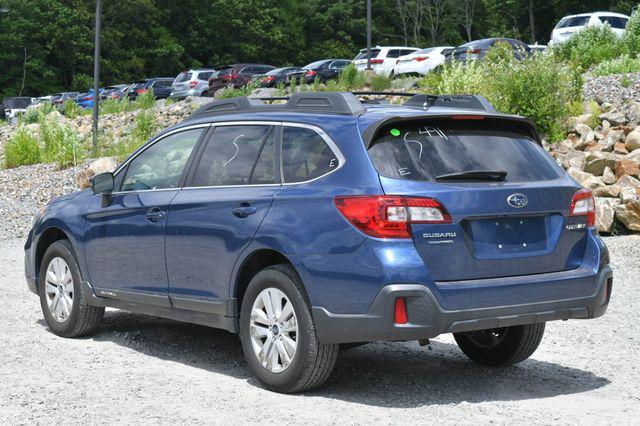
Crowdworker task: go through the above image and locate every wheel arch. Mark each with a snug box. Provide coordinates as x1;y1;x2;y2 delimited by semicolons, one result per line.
233;248;298;312
34;226;77;283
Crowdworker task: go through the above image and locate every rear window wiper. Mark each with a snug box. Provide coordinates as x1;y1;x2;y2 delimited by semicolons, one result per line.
435;170;507;181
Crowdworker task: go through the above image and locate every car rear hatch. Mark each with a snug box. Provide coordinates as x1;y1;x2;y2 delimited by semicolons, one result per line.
354;49;382;69
365;116;591;282
172;71;193;91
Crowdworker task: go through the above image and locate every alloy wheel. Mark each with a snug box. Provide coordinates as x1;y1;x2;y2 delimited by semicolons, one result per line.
44;257;74;322
249;287;298;373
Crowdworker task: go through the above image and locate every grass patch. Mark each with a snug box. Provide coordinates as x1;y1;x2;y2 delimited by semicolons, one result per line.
592;54;640;77
3;127;41;168
39;115;85;168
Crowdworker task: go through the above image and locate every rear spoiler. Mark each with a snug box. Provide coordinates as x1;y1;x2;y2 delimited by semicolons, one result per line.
361;113;543;149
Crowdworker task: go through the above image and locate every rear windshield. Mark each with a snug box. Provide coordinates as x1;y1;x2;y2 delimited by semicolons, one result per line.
175;72;192;83
599;16;628;29
368;120;560;183
556;16;590;28
355;49;381;60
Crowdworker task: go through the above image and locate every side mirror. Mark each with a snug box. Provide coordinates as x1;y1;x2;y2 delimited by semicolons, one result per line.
91;172;114;195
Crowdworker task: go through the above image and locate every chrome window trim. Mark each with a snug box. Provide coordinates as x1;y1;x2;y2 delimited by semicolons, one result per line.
280;122;345;186
110;123;211;195
109;120;345;194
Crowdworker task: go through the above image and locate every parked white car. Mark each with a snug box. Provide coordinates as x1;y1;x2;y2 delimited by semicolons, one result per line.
392;46;454;76
353;46;420;76
550;12;630;45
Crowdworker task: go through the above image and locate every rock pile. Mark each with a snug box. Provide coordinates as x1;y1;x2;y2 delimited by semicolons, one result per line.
551;102;640;233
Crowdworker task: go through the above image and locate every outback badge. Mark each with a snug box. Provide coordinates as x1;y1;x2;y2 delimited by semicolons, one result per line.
507;193;528;208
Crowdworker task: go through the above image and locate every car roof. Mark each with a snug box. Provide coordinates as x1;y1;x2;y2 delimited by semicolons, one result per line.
562;11;629;18
360;46;419;50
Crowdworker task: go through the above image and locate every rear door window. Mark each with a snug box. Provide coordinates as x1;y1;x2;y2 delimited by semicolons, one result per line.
282;126;340;183
191;125;275;186
367;120;561;183
197;71;212;80
386;49;401;58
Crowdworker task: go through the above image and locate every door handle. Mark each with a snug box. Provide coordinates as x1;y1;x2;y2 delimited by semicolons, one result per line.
145;207;165;222
232;203;257;218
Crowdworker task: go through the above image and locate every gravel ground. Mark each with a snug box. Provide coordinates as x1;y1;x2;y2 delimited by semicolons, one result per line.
583;72;640;105
0;163;81;240
1;236;639;424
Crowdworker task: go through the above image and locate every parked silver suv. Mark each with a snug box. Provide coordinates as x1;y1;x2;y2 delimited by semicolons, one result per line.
170;69;215;99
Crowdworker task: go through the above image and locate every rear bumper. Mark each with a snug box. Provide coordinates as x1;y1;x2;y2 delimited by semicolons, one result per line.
312;265;613;344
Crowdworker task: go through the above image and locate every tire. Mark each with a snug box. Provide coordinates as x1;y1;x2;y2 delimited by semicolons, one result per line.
38;240;104;338
239;264;339;393
453;323;545;366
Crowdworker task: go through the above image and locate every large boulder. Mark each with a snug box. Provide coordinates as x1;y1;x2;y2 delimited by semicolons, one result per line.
625;130;640;152
593;184;621;198
620;186;640;203
75;157;118;189
603;166;617;184
581;176;605;190
561;150;586;170
614;201;640;232
595;198;621;233
599;110;628;126
573;123;592;138
615;158;640;179
583;152;617;176
567;167;593;184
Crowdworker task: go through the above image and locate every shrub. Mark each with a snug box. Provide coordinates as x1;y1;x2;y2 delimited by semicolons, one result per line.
3;127;41;168
19;107;41;125
217;85;254;99
552;24;622;71
421;44;580;139
62;99;82;118
337;64;367;89
101;98;131;115
39;116;85;168
371;74;391;91
592;54;640;76
623;8;640;56
132;91;156;110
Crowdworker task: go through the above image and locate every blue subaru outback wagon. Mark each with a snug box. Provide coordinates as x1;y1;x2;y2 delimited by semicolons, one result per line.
25;92;613;393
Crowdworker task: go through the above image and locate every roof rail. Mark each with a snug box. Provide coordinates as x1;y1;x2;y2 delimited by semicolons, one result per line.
405;94;496;113
191;92;366;117
189;91;496;118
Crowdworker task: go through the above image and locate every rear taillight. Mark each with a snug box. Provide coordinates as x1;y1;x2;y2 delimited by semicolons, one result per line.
333;195;451;239
394;298;408;324
370;59;384;65
264;76;275;82
229;74;238;80
188;81;198;88
304;70;317;77
135;89;146;94
414;56;429;62
466;49;481;54
569;189;596;227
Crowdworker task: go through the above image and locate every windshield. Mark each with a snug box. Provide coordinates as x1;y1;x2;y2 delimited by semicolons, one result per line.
303;60;329;69
367;120;560;182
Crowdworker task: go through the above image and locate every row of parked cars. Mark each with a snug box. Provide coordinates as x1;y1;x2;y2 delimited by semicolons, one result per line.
1;10;631;120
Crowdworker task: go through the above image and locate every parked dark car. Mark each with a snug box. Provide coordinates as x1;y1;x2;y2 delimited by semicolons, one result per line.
24;91;611;393
208;64;276;94
446;38;531;64
258;67;302;87
127;78;174;100
101;85;129;101
293;59;351;84
1;96;32;120
50;92;79;108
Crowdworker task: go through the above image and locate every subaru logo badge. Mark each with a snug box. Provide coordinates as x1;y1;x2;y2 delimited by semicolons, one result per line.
507;193;528;208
